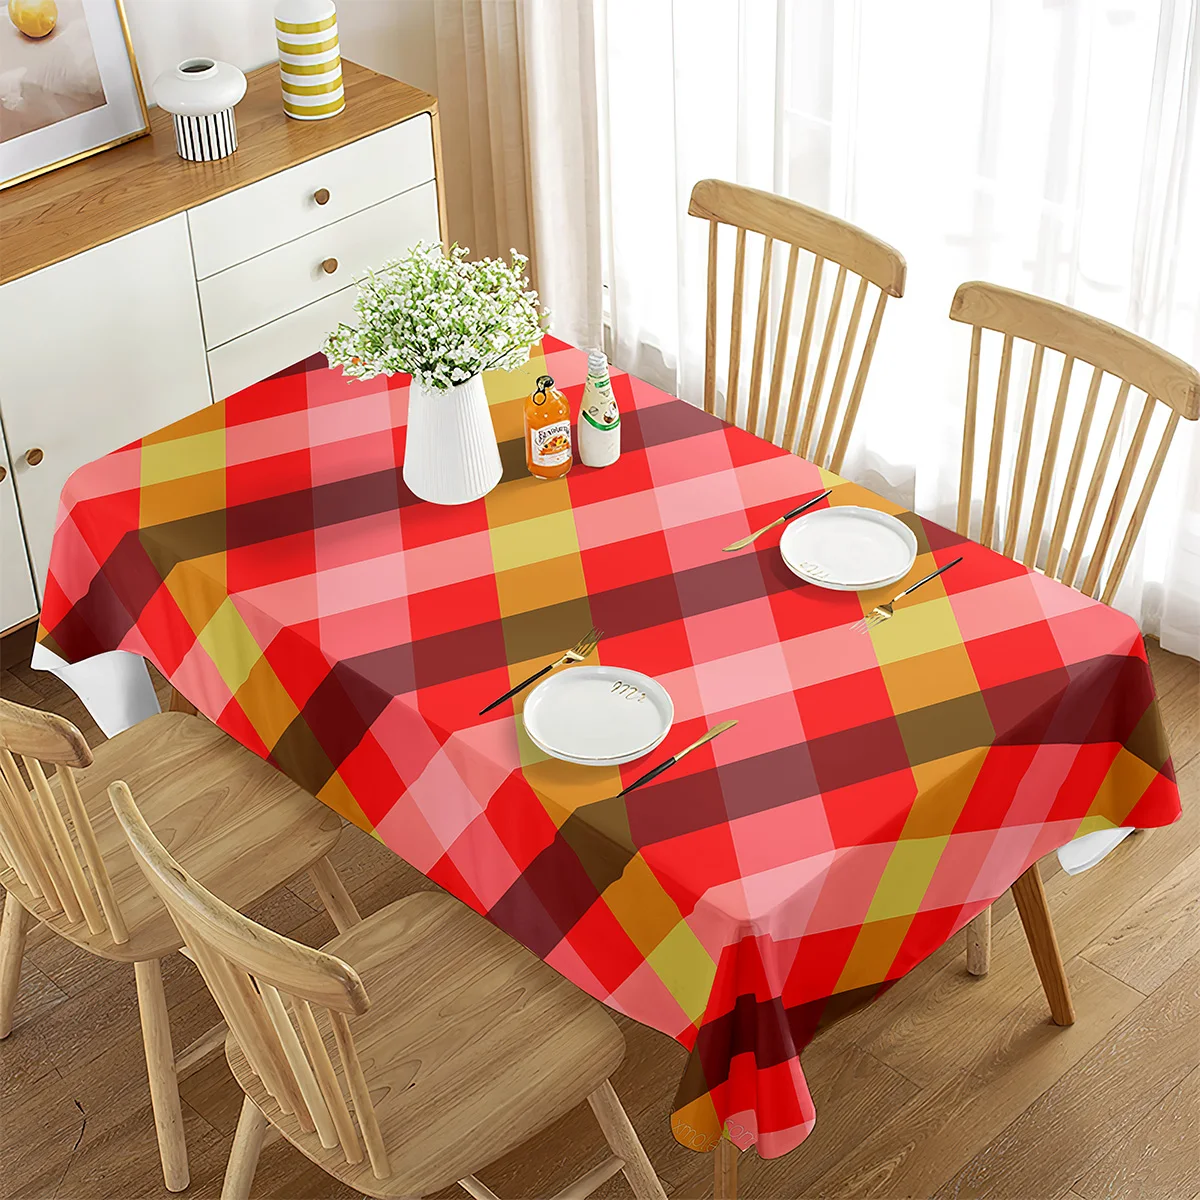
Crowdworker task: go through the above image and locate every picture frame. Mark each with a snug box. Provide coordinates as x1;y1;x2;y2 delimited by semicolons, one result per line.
0;0;149;191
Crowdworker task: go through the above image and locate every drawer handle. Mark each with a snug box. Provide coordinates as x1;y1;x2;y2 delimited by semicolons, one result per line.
314;187;331;206
321;257;339;275
24;447;44;467
0;465;6;483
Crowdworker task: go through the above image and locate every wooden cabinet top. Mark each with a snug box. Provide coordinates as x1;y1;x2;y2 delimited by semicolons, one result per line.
0;61;437;287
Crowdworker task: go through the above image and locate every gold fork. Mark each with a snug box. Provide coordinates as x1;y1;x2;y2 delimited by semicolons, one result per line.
852;556;963;634
479;625;604;714
722;489;832;552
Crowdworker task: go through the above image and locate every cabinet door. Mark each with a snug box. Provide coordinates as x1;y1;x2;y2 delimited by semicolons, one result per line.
0;420;37;634
0;215;212;594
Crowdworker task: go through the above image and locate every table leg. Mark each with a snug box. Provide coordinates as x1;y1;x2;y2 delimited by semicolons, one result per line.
714;1137;739;1200
1011;864;1075;1025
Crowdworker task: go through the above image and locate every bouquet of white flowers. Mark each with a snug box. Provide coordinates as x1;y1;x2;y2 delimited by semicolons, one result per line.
324;241;545;392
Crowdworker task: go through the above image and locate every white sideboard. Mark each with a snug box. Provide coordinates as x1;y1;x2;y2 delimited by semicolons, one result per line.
0;62;444;637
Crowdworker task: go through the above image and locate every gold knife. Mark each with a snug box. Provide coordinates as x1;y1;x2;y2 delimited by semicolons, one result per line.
616;720;738;797
722;489;832;552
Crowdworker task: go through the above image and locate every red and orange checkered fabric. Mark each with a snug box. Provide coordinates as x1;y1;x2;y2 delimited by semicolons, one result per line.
37;338;1180;1158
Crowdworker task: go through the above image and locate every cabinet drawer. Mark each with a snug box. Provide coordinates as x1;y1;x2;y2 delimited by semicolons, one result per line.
208;286;358;401
188;113;436;279
198;179;439;350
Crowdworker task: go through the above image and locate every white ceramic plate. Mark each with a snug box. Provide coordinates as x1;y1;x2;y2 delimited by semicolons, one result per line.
780;505;917;591
523;666;674;766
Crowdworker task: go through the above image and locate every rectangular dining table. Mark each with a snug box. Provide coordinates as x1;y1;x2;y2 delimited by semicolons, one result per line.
35;337;1181;1195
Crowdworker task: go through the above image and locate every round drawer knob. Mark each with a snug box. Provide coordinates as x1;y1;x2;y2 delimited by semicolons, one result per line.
321;257;338;275
24;447;44;467
0;465;6;483
313;187;331;206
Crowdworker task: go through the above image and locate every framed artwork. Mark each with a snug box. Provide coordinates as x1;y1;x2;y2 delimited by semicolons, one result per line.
0;0;148;190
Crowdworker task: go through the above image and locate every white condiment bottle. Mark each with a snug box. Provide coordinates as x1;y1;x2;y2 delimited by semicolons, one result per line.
578;349;621;468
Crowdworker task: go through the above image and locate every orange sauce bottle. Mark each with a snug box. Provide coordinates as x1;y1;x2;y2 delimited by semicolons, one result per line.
524;374;573;480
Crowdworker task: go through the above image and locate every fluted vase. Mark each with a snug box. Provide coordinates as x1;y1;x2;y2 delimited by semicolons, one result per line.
402;374;503;505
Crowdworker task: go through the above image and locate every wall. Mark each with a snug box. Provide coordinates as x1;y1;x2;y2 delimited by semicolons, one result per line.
124;0;437;100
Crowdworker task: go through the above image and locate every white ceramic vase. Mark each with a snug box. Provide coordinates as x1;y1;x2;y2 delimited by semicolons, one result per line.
152;58;247;162
403;374;503;505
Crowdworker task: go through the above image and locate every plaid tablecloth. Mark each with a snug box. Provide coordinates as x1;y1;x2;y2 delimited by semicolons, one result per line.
37;337;1181;1158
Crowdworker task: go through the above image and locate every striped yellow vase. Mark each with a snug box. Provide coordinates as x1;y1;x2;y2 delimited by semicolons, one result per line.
274;0;345;121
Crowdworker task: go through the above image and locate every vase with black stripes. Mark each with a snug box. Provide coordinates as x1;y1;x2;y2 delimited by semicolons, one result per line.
152;58;247;163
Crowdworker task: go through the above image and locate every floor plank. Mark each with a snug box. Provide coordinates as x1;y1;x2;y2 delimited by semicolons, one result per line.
4;1057;231;1200
933;953;1200;1199
1072;1064;1200;1200
1080;844;1200;994
2;956;67;1036
795;959;1143;1198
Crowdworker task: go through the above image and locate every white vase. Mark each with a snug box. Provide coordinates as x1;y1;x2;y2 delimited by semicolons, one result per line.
152;58;247;162
402;374;503;505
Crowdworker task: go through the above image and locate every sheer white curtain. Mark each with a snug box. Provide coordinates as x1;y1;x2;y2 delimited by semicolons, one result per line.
433;0;602;348
597;0;1200;657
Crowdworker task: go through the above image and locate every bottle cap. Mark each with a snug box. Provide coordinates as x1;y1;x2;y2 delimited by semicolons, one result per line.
587;349;608;375
536;375;554;392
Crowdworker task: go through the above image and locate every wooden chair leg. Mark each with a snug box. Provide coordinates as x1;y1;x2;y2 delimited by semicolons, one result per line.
715;1136;739;1200
0;891;31;1038
966;906;991;975
134;958;190;1191
587;1079;667;1200
168;687;198;716
308;856;362;932
221;1095;268;1200
1010;864;1075;1026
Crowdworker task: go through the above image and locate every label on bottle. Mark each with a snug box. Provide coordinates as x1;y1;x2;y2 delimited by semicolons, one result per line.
531;419;572;467
582;404;621;431
581;373;620;431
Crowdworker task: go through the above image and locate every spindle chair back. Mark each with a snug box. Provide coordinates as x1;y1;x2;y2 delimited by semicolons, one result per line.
950;282;1200;604
951;281;1199;980
0;697;127;943
110;778;386;1177
688;178;906;471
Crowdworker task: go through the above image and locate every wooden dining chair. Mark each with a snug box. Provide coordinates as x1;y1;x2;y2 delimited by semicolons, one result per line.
688;178;906;471
109;780;668;1200
0;699;362;1192
949;280;1200;981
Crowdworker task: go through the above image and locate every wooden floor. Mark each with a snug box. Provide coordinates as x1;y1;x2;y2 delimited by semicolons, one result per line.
1;637;1196;1200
